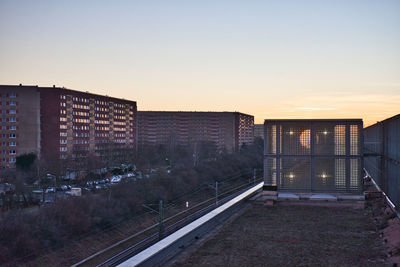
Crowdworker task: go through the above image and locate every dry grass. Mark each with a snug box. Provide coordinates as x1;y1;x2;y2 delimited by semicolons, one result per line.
173;203;386;267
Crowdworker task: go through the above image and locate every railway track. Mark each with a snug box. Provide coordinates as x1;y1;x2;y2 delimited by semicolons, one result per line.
73;180;262;267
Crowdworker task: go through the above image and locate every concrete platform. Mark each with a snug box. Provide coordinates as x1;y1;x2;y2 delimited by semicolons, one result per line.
337;195;365;201
262;191;278;196
309;194;337;201
278;193;300;200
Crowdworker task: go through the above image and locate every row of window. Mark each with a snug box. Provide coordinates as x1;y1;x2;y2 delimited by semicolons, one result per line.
73;118;90;123
0;101;18;106
1;125;17;130
1;134;16;138
2;158;16;163
1;117;17;122
1;142;16;146
0;92;17;98
2;150;16;154
95;107;109;112
72;104;90;110
73;111;89;116
1;109;18;114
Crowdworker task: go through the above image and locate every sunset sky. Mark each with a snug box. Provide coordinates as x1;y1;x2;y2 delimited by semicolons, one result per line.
1;0;399;126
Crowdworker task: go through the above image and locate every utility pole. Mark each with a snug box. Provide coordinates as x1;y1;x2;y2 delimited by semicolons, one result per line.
143;200;164;240
215;181;219;206
159;200;164;240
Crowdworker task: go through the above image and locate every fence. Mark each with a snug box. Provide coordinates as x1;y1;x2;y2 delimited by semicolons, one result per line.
364;114;400;211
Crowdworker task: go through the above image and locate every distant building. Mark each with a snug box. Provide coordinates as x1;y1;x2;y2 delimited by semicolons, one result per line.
0;87;41;167
0;85;137;169
138;111;254;152
264;119;363;193
254;124;264;140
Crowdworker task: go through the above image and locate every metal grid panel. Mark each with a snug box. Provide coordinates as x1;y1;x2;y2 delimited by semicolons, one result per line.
315;124;335;154
335;159;346;189
314;158;346;191
280;157;310;190
350;125;359;155
334;125;346;155
265;124;276;154
280;124;310;155
350;158;360;190
264;157;276;185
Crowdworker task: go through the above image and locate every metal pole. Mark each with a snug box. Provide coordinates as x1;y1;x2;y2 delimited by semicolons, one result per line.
215;181;219;206
159;200;164;240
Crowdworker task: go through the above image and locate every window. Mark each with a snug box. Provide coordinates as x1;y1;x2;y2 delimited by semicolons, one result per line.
10;126;16;130
10;92;16;98
9;110;16;114
60;147;67;152
60;140;67;144
9;150;16;154
10;158;16;163
9;134;16;138
9;117;16;122
9;142;16;146
10;101;16;106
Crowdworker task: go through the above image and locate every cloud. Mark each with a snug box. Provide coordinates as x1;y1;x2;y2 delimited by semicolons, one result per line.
296;107;336;111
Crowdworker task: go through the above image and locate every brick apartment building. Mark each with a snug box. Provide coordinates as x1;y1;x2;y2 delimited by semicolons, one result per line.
0;85;137;169
138;111;254;152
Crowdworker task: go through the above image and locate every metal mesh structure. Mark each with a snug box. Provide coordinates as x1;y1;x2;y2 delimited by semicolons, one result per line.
364;114;400;211
264;119;363;193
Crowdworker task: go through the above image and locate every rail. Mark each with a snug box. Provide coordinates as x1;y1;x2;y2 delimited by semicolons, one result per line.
72;179;263;267
117;181;264;267
364;168;400;219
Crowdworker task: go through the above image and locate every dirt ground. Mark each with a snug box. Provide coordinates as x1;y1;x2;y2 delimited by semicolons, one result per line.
173;203;387;266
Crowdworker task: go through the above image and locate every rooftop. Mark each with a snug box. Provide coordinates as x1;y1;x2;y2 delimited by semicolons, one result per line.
172;202;386;266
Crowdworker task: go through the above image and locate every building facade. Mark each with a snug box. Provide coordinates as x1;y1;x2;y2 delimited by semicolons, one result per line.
0;86;41;169
264;119;363;193
254;124;264;140
0;85;137;169
138;111;254;152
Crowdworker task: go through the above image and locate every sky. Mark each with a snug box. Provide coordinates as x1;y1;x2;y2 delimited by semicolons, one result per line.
0;0;399;126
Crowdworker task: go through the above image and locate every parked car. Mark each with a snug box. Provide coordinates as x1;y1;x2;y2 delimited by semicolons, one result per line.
61;185;69;191
65;187;81;196
45;187;56;193
111;176;122;184
32;189;44;194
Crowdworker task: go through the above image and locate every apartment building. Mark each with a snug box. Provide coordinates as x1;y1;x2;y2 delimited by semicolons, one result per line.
138;111;254;152
0;86;41;168
254;124;264;140
0;85;137;169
